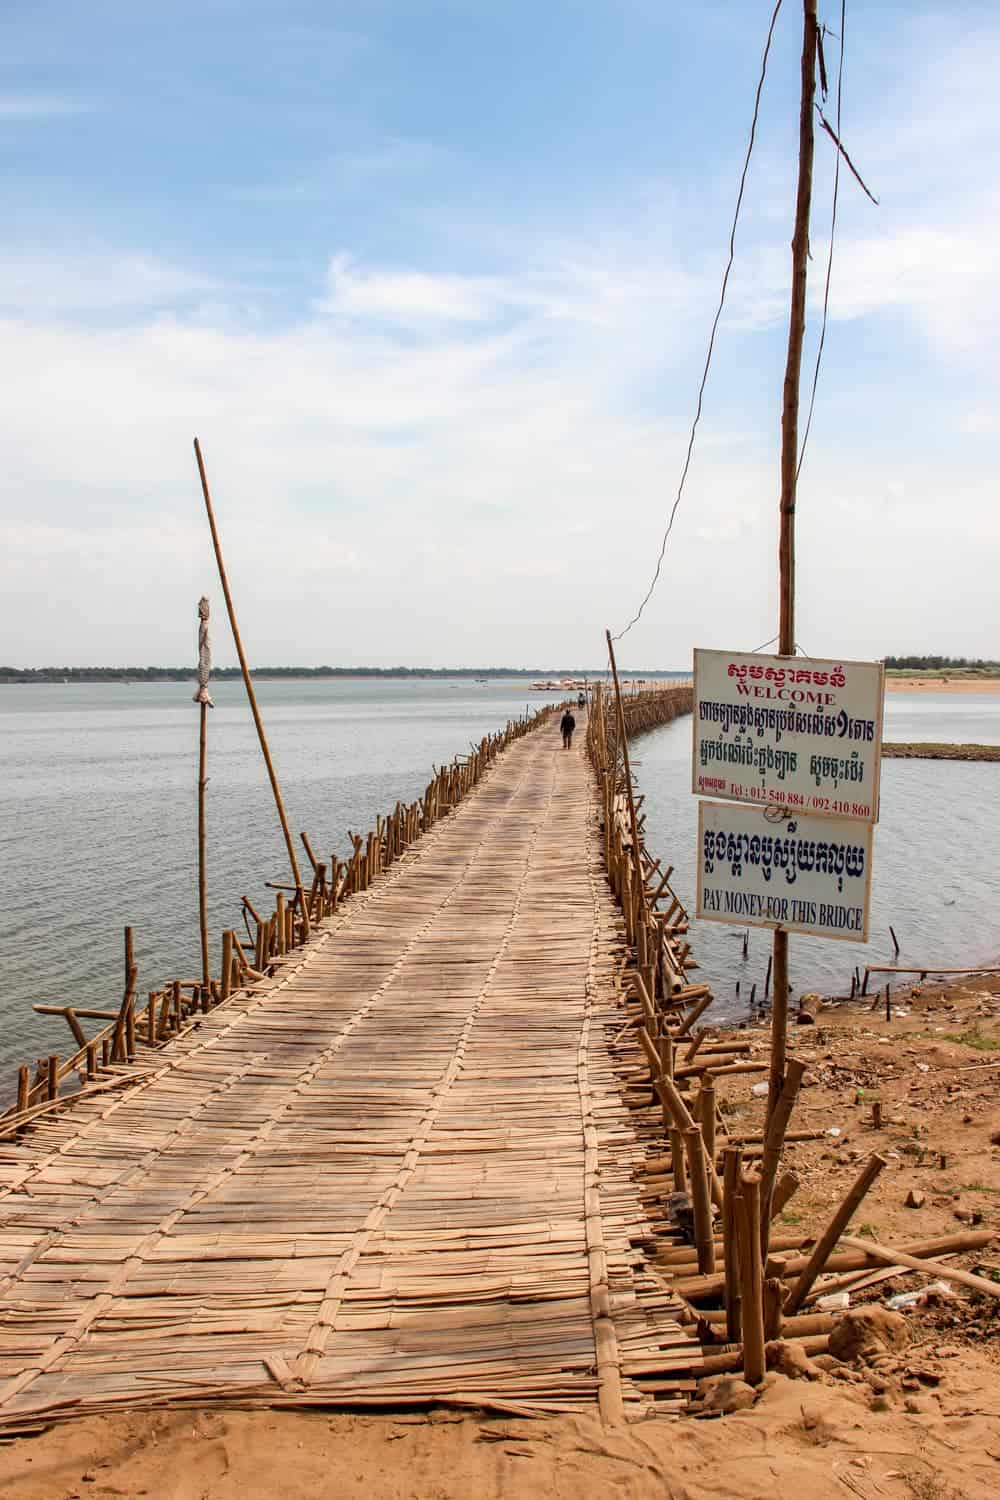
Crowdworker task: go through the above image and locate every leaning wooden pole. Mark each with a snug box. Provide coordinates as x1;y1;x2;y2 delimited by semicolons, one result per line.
193;437;309;931
605;631;642;864
767;0;818;1131
193;596;213;990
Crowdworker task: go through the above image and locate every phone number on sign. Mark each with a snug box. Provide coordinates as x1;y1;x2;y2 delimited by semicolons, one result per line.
696;777;872;819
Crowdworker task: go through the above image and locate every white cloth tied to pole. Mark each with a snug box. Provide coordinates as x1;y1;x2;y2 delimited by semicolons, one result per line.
193;595;214;706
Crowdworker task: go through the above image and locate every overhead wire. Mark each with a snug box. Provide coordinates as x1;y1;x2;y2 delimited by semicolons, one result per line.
796;0;846;482
613;0;785;641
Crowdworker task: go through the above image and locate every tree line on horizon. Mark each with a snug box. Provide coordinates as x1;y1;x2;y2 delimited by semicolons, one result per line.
884;655;1000;672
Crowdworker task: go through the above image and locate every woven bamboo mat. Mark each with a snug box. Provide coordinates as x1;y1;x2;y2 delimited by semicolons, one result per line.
0;723;699;1428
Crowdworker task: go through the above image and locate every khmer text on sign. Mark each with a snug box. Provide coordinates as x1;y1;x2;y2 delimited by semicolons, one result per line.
693;650;885;822
696;800;873;942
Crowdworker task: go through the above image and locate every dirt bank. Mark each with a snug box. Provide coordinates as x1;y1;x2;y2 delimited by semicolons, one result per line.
886;676;1000;694
883;742;1000;760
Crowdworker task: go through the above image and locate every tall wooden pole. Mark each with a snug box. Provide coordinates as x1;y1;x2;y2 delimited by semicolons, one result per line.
193;438;309;931
768;0;818;1130
194;596;212;989
605;630;642;861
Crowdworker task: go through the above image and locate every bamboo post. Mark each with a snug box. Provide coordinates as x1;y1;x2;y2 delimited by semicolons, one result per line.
659;1029;674;1082
17;1066;29;1114
669;1126;688;1192
47;1055;59;1102
676;993;712;1039
763;1277;784;1341
770;1169;800;1221
193;437;308;932
194;597;213;989
605;631;643;888
62;1008;87;1050
111;963;138;1063
300;830;319;873
759;1055;806;1252
722;1147;743;1341
698;1079;717;1165
784;1152;887;1314
221;930;233;1002
768;0;819;1132
684;1127;716;1274
737;1174;766;1385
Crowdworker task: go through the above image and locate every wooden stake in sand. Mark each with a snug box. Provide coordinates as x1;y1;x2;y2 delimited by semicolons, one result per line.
784;1152;886;1314
193;596;213;990
193;438;308;930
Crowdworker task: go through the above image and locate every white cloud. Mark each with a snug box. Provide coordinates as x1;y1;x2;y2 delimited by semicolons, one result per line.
324;253;503;325
0;249;219;317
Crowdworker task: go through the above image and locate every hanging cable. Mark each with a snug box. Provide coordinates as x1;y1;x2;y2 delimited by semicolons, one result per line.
796;0;845;481
613;0;785;641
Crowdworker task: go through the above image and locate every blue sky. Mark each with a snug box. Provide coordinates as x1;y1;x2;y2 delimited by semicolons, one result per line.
1;1;997;667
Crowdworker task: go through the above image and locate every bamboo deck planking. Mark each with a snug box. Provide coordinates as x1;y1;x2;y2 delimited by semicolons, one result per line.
0;719;698;1427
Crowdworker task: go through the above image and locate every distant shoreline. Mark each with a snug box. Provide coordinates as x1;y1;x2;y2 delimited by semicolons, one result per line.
0;667;691;685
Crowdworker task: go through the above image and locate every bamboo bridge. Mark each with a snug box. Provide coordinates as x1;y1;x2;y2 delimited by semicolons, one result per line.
0;685;710;1432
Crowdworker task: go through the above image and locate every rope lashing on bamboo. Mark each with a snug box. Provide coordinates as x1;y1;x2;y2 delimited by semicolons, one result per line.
193;596;214;707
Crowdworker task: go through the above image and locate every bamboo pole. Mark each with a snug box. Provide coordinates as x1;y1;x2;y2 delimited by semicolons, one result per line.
784;1152;886;1314
770;1169;801;1221
737;1175;766;1385
220;930;233;1002
697;1079;717;1165
605;632;642;881
759;1056;806;1253
684;1127;716;1275
768;0;819;1132
669;1127;688;1193
839;1237;1000;1300
195;597;212;990
193;437;308;931
722;1147;743;1342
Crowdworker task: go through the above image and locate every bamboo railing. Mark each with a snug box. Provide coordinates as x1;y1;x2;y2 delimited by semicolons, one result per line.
585;681;992;1390
1;702;558;1138
587;681;696;1005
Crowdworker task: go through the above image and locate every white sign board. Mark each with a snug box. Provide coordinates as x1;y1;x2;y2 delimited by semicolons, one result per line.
693;649;885;822
696;800;873;942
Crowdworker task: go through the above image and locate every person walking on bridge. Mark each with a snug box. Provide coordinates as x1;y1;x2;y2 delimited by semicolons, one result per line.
560;707;576;750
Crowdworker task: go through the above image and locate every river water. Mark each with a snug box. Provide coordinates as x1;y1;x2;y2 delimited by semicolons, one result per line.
637;692;1000;1017
2;682;998;1083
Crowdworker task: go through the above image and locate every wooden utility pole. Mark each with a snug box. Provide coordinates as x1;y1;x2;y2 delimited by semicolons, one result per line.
768;0;819;1129
193;438;309;933
194;596;213;990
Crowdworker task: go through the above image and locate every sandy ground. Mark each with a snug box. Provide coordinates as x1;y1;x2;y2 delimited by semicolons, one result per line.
3;1378;1000;1500
2;981;998;1500
885;676;1000;694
